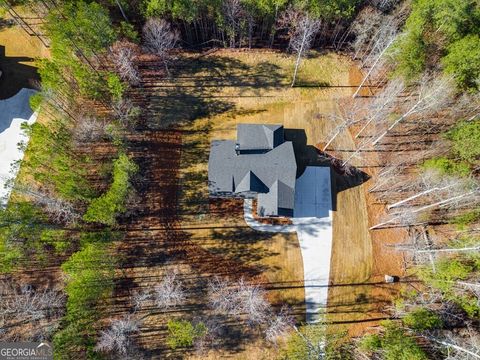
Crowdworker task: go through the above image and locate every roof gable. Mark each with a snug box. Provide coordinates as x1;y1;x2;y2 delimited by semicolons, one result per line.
235;170;269;193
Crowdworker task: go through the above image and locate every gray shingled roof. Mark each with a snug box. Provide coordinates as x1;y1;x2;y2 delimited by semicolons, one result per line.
208;124;297;216
236;124;284;151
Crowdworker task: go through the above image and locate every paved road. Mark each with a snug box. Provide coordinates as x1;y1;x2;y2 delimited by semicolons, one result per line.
0;88;37;205
244;166;333;323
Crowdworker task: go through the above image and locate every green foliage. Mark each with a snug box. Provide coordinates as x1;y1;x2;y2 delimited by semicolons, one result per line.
282;323;326;360
166;320;207;349
22;122;92;201
421;157;471;177
53;320;99;359
392;31;426;81
46;1;116;57
144;0;169;18
29;92;43;111
107;73;125;101
61;243;115;321
299;0;361;20
359;334;381;351
360;321;428;360
42;1;117;100
446;120;480;162
449;209;480;229
142;0;359;26
54;240;115;358
419;258;473;292
40;229;71;254
418;256;480;317
281;324;352;360
443;35;480;91
119;21;139;42
0;201;49;272
403;308;443;331
83;154;138;225
393;0;480;82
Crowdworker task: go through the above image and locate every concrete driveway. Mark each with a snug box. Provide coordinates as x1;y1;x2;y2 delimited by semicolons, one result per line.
0;88;37;205
244;166;333;323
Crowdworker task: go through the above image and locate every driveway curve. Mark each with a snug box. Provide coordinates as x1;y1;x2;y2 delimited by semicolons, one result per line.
244;166;333;323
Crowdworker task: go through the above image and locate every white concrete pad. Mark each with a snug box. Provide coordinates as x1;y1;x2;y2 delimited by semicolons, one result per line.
292;167;332;323
244;166;333;323
0;88;37;205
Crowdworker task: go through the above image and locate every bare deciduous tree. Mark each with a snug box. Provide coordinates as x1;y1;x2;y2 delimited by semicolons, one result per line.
14;186;79;225
265;309;294;344
208;277;270;326
132;271;186;311
113;98;142;129
73;114;106;144
153;271;186;310
427;329;480;360
222;0;244;48
279;9;321;87
352;14;400;97
95;315;140;355
371;178;480;229
142;18;179;72
0;282;65;322
111;41;141;86
355;78;405;138
372;75;454;146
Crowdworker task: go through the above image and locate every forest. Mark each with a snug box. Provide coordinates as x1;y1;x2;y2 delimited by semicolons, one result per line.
0;0;479;359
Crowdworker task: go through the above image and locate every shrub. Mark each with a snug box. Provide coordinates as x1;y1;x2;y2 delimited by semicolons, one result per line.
403;308;443;331
443;35;480;91
83;154;138;225
446;120;480;163
422;157;470;177
364;321;429;360
166;320;207;349
359;334;381;352
107;73;125;101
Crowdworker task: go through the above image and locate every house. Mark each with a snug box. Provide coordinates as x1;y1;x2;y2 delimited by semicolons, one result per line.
208;124;297;217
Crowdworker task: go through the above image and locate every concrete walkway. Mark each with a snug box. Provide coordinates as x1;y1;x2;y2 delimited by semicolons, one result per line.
0;88;37;205
244;166;333;323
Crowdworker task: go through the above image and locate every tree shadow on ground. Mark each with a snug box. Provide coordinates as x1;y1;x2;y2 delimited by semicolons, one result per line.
205;227;286;272
0;45;39;99
172;55;285;90
141;54;286;129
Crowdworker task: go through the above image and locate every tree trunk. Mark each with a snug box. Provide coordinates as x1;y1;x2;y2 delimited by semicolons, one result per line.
387;183;457;209
114;0;128;22
291;32;306;87
352;37;396;98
